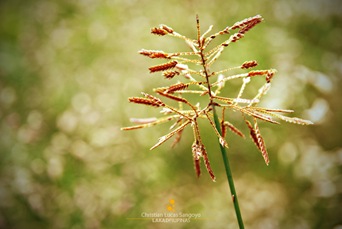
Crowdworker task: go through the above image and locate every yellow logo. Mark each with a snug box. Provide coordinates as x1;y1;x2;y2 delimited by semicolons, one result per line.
166;199;175;212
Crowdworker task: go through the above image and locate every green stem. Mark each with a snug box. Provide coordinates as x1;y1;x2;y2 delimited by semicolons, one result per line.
212;107;245;229
196;14;244;228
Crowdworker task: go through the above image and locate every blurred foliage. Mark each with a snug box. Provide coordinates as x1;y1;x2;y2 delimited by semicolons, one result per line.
0;0;341;228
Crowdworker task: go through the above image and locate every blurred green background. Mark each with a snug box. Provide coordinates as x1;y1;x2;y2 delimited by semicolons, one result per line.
0;0;341;228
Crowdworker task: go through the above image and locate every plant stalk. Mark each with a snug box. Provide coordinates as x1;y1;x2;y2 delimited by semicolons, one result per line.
196;14;244;228
212;107;245;229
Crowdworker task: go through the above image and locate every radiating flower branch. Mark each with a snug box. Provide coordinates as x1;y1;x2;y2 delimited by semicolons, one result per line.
121;15;313;228
122;15;312;176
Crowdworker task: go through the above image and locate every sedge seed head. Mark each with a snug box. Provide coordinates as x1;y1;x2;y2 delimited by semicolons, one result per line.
123;15;312;181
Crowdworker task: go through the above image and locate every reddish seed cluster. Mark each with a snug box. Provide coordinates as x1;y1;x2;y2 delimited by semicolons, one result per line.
192;141;215;181
266;70;276;83
149;61;178;73
165;83;189;94
161;24;174;33
142;93;165;107
248;69;276;83
139;49;170;59
228;15;263;43
241;60;258;69
163;70;180;79
129;93;165;107
245;119;269;165
239;19;262;34
150;24;174;36
151;27;168;36
231;33;244;42
254;122;269;165
129;97;163;107
192;142;202;178
248;70;269;77
202;146;216;181
231;15;263;31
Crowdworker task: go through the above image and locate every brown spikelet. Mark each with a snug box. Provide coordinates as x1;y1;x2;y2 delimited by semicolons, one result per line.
141;92;165;107
165;83;189;94
248;70;269;77
163;70;180;79
266;69;276;83
191;141;215;181
151;27;168;36
248;69;277;82
201;146;216;181
128;97;164;107
238;19;262;34
193;158;201;178
192;142;202;178
245;119;269;165
139;49;170;59
231;33;244;42
231;15;263;31
224;121;245;138
149;61;178;73
161;24;174;33
254;120;269;165
241;60;258;69
245;119;260;150
221;120;227;138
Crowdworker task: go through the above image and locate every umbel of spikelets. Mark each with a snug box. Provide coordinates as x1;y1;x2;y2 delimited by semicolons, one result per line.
122;15;313;181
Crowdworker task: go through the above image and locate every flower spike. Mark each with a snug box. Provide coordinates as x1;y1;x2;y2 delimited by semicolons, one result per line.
122;15;312;181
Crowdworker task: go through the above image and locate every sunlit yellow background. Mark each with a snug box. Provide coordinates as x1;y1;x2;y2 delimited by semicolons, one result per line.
0;0;341;228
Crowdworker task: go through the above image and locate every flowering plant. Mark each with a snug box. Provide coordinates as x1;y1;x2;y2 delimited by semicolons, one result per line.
122;15;312;228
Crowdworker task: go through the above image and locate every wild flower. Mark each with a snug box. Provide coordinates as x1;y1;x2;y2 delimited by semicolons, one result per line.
122;15;313;228
121;15;312;182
